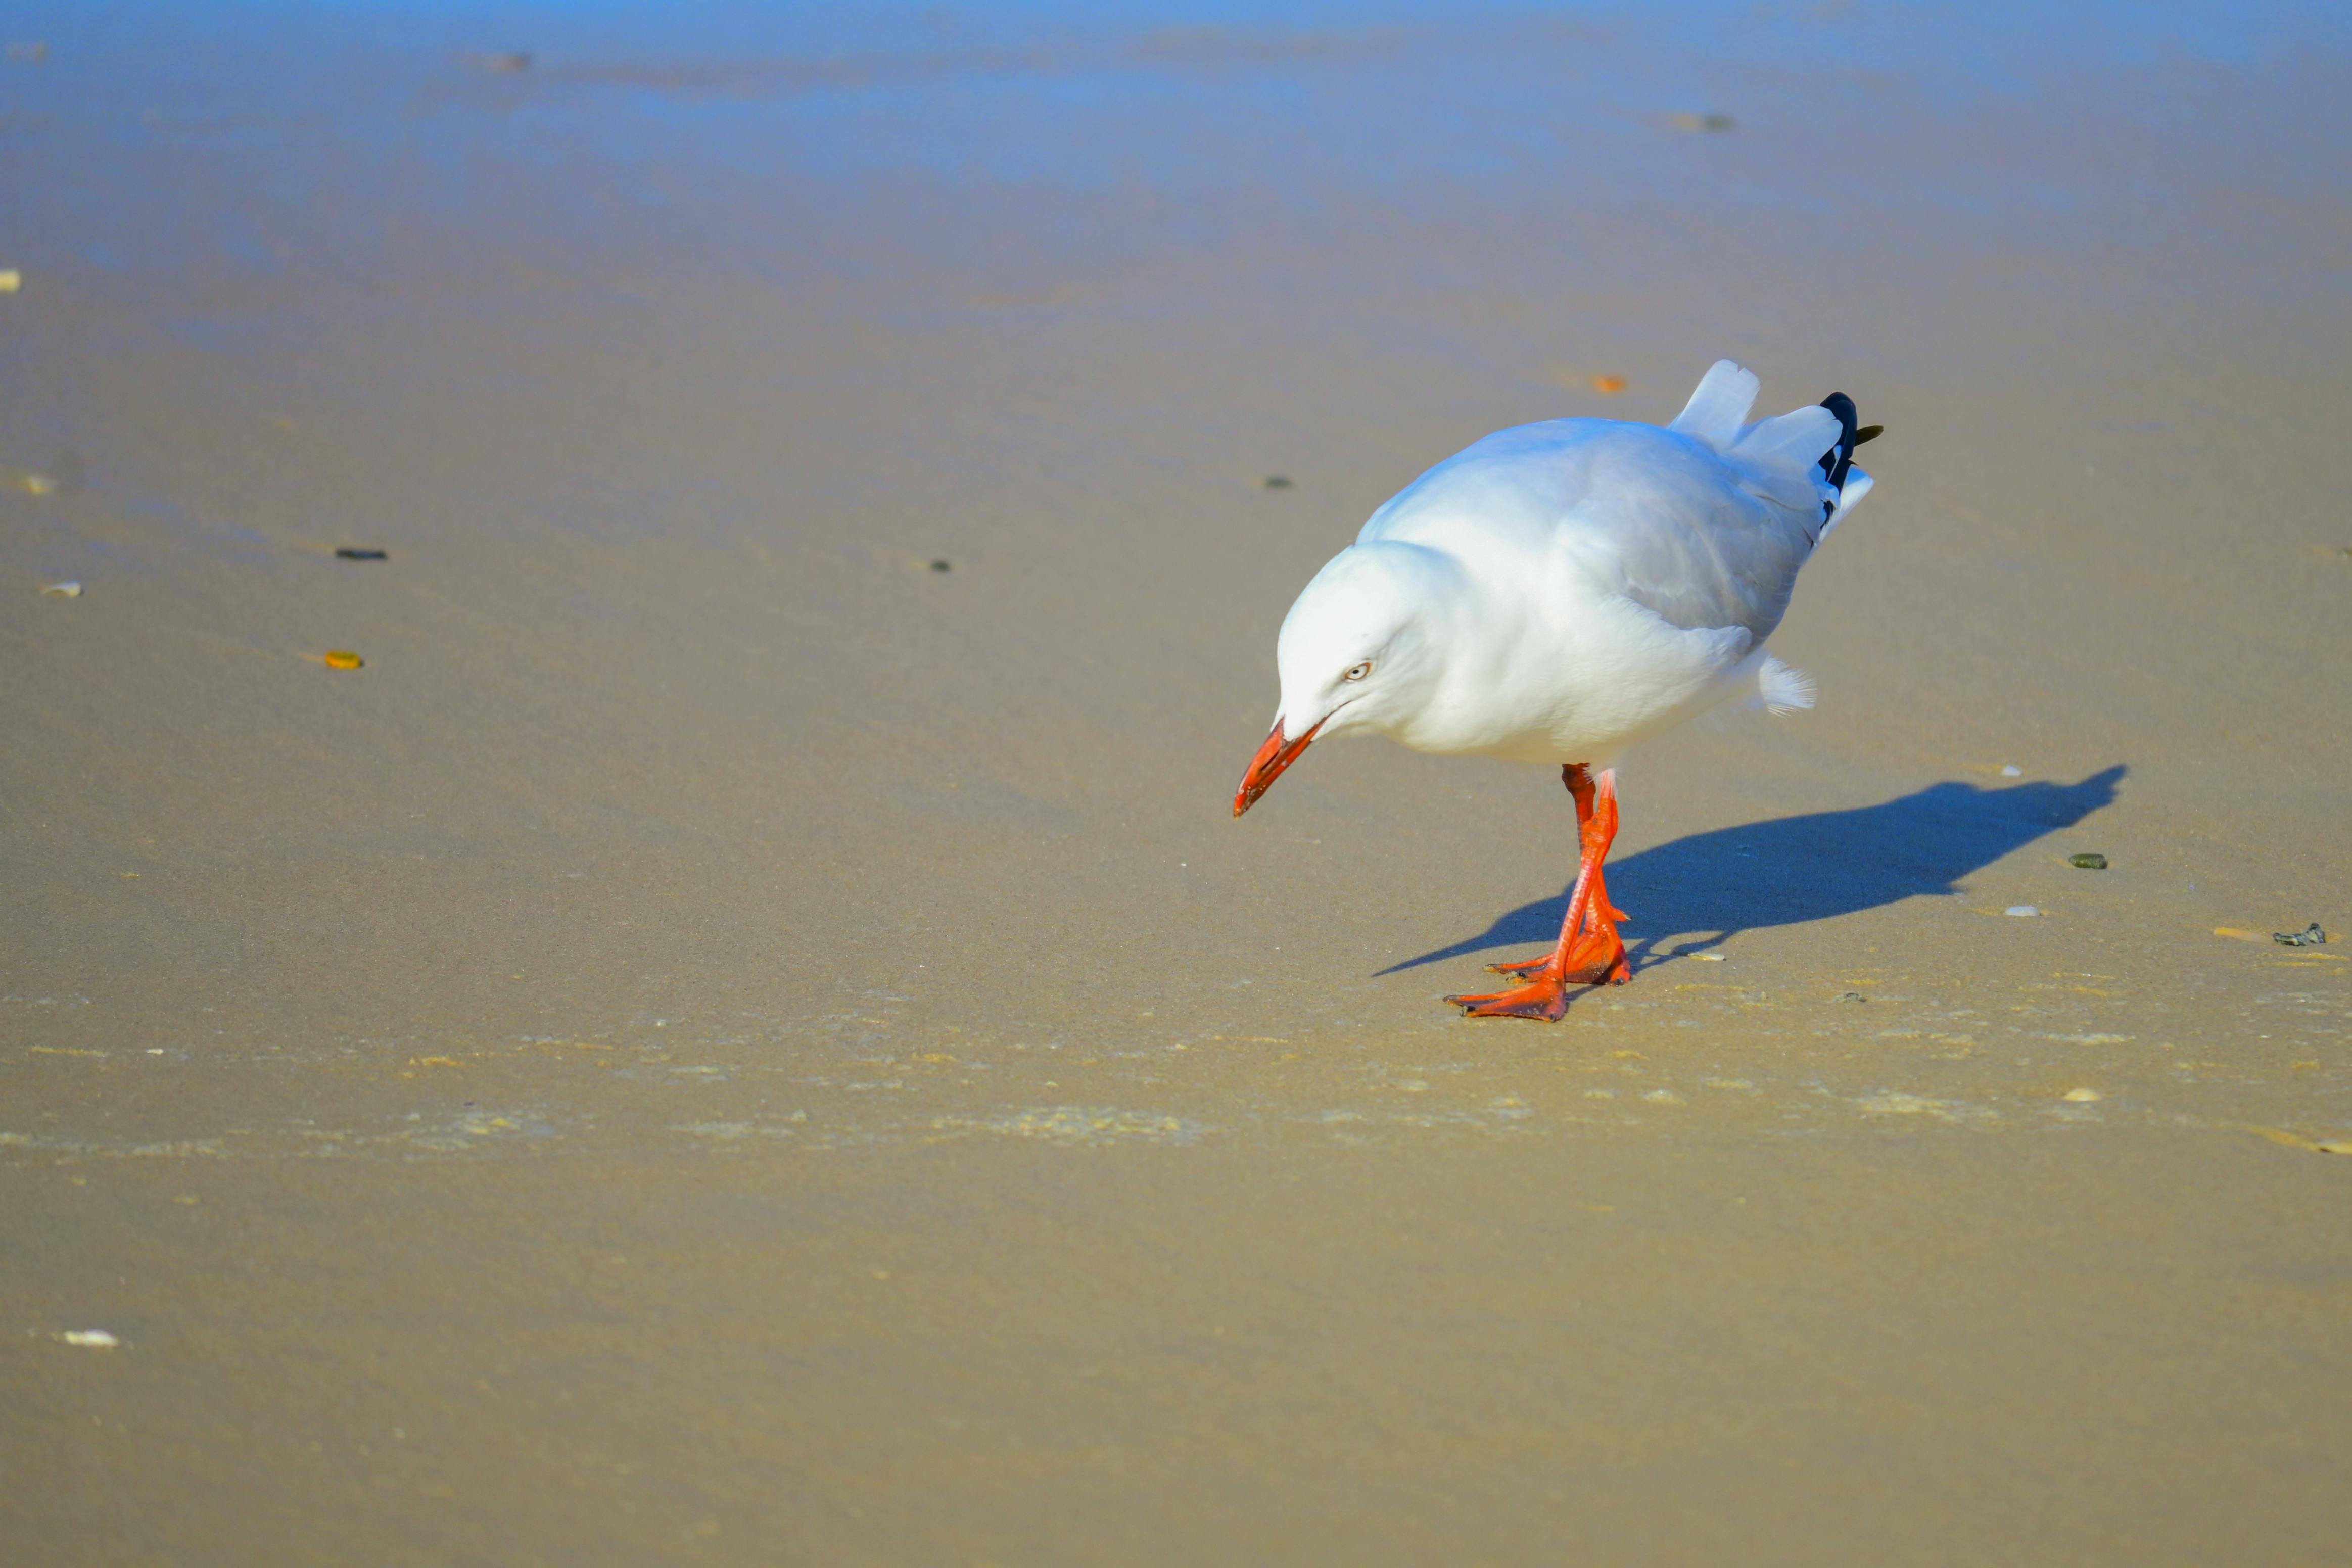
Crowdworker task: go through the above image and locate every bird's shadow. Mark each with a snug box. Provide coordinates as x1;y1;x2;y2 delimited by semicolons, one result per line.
1381;766;2127;976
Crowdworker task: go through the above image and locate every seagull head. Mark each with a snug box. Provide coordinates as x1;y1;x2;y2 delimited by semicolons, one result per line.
1232;541;1459;817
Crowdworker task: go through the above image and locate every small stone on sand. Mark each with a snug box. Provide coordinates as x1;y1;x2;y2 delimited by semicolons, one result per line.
1591;375;1627;394
2005;905;2041;917
2001;764;2022;777
0;269;20;294
2069;853;2108;869
324;650;364;670
2061;1087;2102;1102
61;1329;118;1348
1263;475;1293;489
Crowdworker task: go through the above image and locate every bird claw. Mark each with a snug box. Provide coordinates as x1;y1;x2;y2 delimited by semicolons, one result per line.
1449;942;1628;1020
1481;933;1630;988
1575;948;1633;987
1445;978;1574;1022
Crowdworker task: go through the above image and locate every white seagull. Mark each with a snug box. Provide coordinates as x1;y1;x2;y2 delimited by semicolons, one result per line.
1231;360;1876;1020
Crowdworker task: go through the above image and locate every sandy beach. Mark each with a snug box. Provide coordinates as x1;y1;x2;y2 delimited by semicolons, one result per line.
5;2;2349;1560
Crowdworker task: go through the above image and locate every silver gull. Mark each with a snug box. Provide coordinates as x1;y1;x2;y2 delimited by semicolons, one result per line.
1231;360;1876;1020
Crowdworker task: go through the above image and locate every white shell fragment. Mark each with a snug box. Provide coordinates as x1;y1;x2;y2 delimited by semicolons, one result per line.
2001;764;2022;777
60;1329;119;1348
40;580;81;597
2005;905;2041;917
2061;1087;2103;1103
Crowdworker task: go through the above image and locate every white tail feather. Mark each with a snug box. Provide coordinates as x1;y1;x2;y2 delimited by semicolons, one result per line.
1668;360;1760;450
1731;404;1840;473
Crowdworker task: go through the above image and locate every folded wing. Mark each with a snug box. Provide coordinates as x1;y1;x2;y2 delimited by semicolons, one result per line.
1362;359;1872;645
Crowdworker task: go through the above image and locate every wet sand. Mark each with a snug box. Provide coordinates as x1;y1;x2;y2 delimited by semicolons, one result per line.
5;3;2350;1561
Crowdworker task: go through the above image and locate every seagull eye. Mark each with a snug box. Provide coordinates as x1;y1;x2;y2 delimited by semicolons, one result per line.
1343;661;1372;682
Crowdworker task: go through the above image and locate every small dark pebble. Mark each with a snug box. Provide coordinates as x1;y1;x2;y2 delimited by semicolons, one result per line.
1835;991;1867;1004
1263;476;1293;489
929;559;952;573
335;547;388;561
2273;923;2327;948
2068;853;2108;870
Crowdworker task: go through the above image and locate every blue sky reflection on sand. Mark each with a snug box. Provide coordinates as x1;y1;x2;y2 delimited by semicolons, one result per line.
10;2;2351;297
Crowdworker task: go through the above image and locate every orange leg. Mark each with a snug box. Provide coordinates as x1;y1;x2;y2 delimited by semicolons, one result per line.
1485;765;1632;976
1560;765;1632;925
1446;766;1631;1020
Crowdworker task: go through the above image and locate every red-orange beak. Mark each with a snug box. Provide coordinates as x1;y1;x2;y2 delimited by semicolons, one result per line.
1232;717;1324;818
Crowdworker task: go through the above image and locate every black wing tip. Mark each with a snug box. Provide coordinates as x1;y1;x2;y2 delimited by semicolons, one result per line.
1816;391;1861;495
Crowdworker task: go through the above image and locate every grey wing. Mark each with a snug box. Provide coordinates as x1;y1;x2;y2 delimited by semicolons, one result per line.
1568;425;1822;643
1360;417;1830;643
